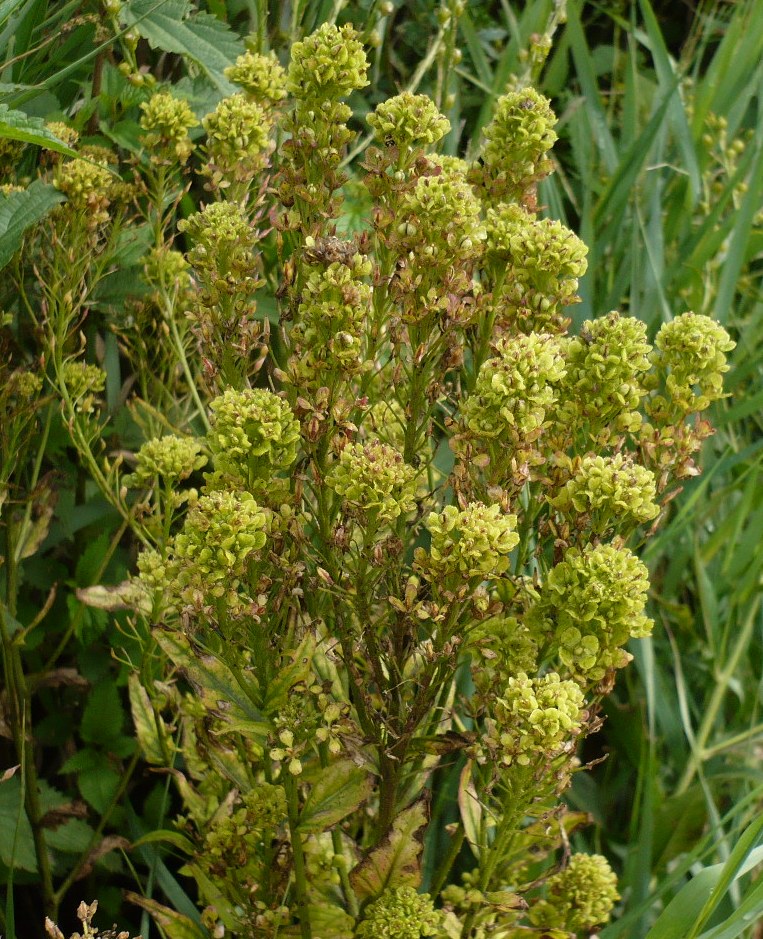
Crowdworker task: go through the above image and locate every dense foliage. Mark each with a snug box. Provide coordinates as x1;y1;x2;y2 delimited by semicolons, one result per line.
1;2;762;938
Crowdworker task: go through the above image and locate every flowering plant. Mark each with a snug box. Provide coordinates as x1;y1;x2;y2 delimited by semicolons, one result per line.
3;18;735;939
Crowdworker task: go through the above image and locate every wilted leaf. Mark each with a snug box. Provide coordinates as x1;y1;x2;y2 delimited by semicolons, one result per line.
350;798;429;900
298;760;373;834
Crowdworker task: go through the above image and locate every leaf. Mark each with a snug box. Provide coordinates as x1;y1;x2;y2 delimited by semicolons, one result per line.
131;828;196;854
78;763;121;814
80;681;124;747
128;675;167;765
458;761;483;861
645;822;763;939
0;777;37;872
0;179;64;269
123;0;243;94
124;892;208;939
0;103;78;155
156;631;269;745
264;632;316;714
298;760;373;834
350;798;429;901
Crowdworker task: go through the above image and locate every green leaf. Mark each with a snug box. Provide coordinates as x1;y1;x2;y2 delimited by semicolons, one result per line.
80;681;125;747
131;828;196;854
124;892;208;939
298;760;373;834
0;777;37;872
122;0;243;94
156;632;269;745
645;818;763;939
0;179;64;269
350;798;429;901
78;762;121;814
128;674;167;765
458;761;483;861
0;103;77;155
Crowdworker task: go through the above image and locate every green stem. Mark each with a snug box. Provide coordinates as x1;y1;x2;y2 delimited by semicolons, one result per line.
285;773;313;939
429;822;465;899
164;292;211;432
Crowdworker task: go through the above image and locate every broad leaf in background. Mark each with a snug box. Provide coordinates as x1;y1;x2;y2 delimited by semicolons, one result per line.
0;179;63;269
122;0;243;95
0;103;77;155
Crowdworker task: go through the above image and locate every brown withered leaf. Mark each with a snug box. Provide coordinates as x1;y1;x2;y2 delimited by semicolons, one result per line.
41;800;89;829
74;836;131;881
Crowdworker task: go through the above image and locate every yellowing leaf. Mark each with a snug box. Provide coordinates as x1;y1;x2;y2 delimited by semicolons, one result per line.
298;760;373;834
350;798;428;900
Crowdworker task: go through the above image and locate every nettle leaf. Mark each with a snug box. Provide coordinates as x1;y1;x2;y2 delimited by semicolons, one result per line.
123;0;243;94
0;777;38;872
0;103;77;155
350;798;429;900
298;760;373;834
80;680;125;747
0;179;64;269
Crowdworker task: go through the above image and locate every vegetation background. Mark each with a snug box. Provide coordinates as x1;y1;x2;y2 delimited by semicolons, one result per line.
0;0;762;937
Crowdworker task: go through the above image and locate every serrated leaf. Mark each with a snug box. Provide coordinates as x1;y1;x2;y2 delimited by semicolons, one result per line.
0;103;78;155
0;777;38;872
80;681;124;747
0;179;64;269
298;760;373;834
350;798;429;900
128;674;167;765
78;763;121;814
123;0;243;94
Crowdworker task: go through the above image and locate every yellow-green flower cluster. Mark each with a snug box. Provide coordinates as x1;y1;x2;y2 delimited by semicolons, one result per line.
485;203;588;331
172;489;269;603
367;92;450;152
529;853;619;933
356;887;442;938
286;23;369;104
396;170;485;270
143;246;192;293
207;388;300;486
6;369;43;401
125;435;206;488
551;453;659;533
561;312;652;436
480;88;558;201
204;784;286;875
484;672;585;767
179;201;258;279
651;311;735;415
224;49;287;105
61;361;106;414
139;90;198;163
423;503;519;580
53;156;114;225
326;439;418;524
291;251;372;381
202;93;272;182
463;333;566;445
536;543;652;681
